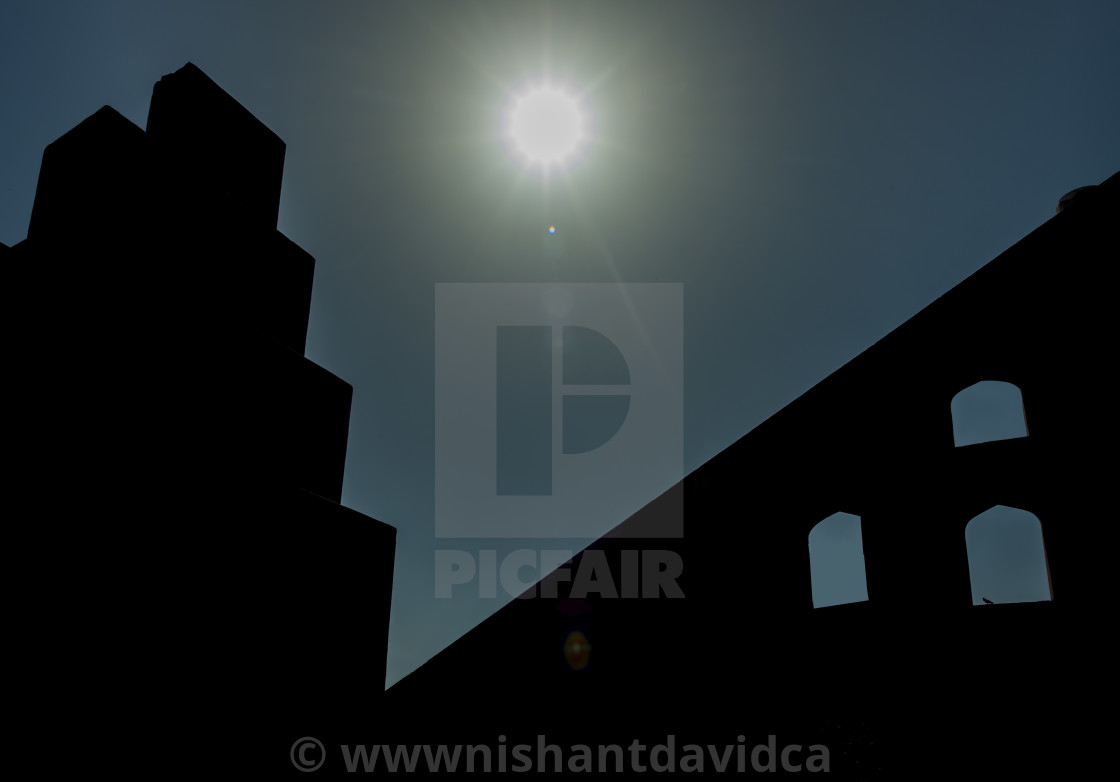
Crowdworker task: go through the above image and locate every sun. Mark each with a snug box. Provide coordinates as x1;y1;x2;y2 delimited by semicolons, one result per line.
507;87;585;166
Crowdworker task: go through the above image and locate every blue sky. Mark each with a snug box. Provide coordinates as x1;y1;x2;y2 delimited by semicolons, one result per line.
2;1;1116;686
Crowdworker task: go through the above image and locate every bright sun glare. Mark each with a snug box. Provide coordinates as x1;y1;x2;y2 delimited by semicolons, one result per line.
509;87;583;165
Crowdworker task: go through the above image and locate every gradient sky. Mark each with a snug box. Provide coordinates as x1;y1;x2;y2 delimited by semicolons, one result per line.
3;1;1117;686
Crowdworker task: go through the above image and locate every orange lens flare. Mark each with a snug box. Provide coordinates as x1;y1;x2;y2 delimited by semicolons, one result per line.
563;630;591;671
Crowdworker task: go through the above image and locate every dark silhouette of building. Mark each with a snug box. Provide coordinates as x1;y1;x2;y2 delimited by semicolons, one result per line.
7;63;394;774
8;62;1116;777
375;171;1118;777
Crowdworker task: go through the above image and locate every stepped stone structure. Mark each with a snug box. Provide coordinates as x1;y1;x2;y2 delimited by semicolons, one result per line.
6;63;394;772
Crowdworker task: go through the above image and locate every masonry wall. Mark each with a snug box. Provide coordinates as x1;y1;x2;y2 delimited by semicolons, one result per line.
381;171;1117;776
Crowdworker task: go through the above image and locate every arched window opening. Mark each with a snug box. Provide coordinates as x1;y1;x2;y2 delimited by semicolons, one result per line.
965;505;1052;605
808;512;869;608
951;381;1028;447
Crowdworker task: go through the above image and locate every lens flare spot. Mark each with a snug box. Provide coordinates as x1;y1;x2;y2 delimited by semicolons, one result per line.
563;630;591;671
548;225;557;235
